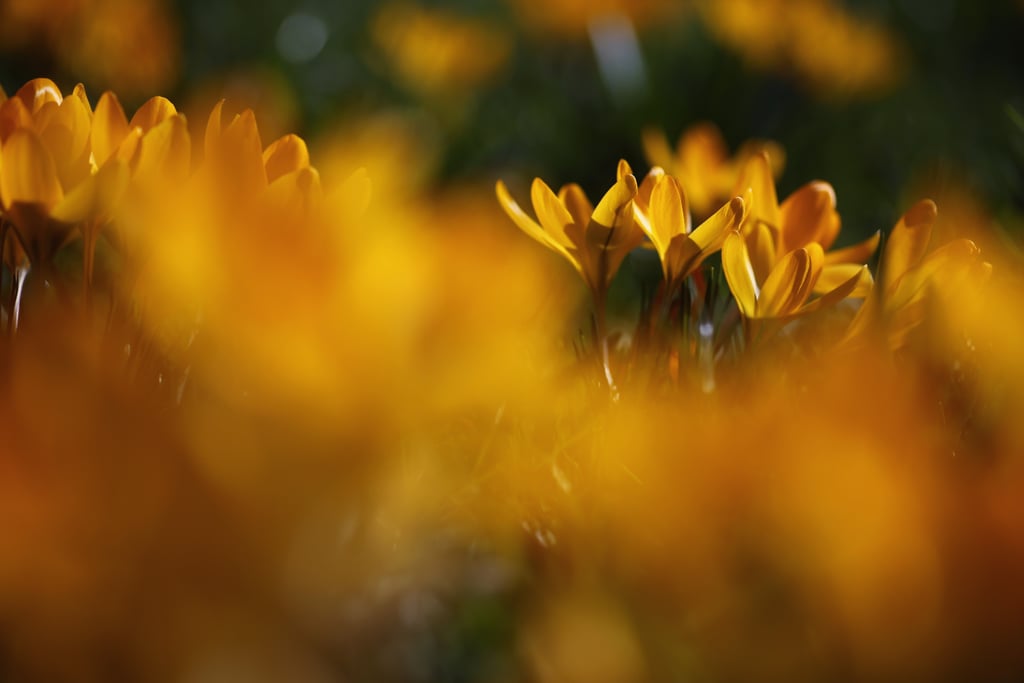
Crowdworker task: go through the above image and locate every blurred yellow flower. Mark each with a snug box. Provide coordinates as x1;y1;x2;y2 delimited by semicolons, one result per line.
372;3;511;96
642;122;783;219
697;0;905;98
510;0;686;37
0;0;179;97
845;200;992;348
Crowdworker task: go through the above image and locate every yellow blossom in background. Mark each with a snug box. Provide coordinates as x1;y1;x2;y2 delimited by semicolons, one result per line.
371;3;511;97
0;0;179;97
642;122;783;219
509;0;686;37
696;0;905;97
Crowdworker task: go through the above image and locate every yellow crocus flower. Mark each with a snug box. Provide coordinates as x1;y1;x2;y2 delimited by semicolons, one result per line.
623;159;745;292
722;231;866;325
733;151;878;299
845;200;991;348
496;163;642;298
642;122;782;219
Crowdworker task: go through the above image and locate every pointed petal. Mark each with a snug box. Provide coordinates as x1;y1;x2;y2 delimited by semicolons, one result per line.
134;115;191;186
590;173;638;230
532;178;576;249
882;199;936;293
38;90;92;189
722;231;759;318
130;96;178;133
211;109;266;193
263;133;310;183
734;151;780;231
70;84;92;119
496;180;575;266
689;195;743;253
51;158;129;224
634;166;664;214
888;238;980;311
205;99;226;162
665;195;744;283
778;181;839;253
616;158;633;182
746;220;776;284
0;129;63;210
801;265;870;314
825;230;880;265
649;174;687;257
757;248;804;318
92;91;131;167
558;183;593;233
814;263;874;297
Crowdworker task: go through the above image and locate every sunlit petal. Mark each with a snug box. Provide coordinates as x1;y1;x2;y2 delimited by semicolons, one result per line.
722;230;758;318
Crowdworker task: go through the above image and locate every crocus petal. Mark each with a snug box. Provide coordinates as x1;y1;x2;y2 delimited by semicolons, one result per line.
648;174;687;258
0;129;63;210
757;248;805;318
722;231;758;318
130;96;178;133
69;84;92;121
590;173;638;232
793;242;825;310
746;220;776;284
882;199;936;293
734;151;780;231
801;265;870;314
496;180;576;267
557;183;593;233
888;238;980;311
37;90;92;189
532;178;576;250
814;262;873;297
263;134;310;183
665;195;745;284
204;99;225;162
93;91;130;167
824;230;880;265
634;166;663;215
51;158;129;224
0;96;33;142
223;109;267;192
134;115;191;187
778;181;839;253
688;195;743;253
14;78;62;112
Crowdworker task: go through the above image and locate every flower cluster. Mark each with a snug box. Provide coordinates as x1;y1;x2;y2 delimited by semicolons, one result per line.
498;123;991;389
